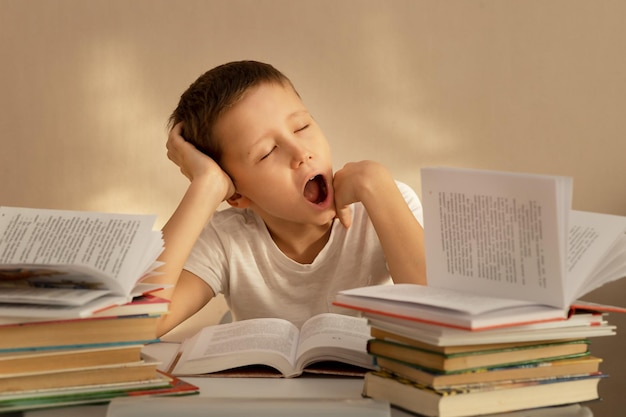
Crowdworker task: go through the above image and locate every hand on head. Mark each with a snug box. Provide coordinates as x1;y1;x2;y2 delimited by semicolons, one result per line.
166;122;236;201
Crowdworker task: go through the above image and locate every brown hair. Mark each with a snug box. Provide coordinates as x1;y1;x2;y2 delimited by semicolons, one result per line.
169;60;297;164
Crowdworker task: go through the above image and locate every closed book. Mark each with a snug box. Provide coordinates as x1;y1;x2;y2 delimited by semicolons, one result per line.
367;338;590;372
0;315;159;352
375;355;603;390
0;344;143;375
0;371;199;414
370;327;576;355
0;358;160;392
363;371;603;417
366;311;614;347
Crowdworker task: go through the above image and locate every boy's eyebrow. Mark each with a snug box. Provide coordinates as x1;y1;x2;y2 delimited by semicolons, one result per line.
289;109;310;118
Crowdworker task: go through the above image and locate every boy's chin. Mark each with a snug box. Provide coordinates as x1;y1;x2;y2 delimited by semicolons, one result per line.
303;207;336;227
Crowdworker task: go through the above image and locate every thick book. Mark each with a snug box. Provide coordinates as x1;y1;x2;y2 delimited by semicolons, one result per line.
335;167;626;330
365;310;615;346
0;206;165;318
367;338;589;373
0;358;160;392
369;327;583;355
0;371;199;413
375;354;603;390
171;313;376;378
0;315;159;352
363;370;603;417
0;344;144;375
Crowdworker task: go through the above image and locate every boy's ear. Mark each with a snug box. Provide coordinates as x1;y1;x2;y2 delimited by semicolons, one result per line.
226;192;251;208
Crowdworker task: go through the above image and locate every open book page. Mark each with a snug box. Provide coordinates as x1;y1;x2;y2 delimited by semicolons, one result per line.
334;284;566;330
337;284;536;316
0;207;162;296
295;313;374;370
421;167;572;308
0;287;110;307
567;210;626;300
172;318;300;377
0;292;135;319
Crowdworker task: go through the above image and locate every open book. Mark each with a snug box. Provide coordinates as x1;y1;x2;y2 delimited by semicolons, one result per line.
0;206;164;318
170;313;376;378
334;167;626;330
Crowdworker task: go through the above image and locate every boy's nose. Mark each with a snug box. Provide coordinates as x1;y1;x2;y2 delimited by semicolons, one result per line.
290;145;312;169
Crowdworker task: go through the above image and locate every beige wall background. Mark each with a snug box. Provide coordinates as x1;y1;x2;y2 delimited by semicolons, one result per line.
2;0;626;220
1;0;625;414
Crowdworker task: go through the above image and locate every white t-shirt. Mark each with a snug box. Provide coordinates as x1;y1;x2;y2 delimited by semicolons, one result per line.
184;181;423;328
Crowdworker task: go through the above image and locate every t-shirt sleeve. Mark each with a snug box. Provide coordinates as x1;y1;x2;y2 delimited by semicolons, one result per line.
395;180;424;226
183;222;229;296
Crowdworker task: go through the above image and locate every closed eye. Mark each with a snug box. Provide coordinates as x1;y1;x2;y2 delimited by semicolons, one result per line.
260;146;277;161
295;124;309;133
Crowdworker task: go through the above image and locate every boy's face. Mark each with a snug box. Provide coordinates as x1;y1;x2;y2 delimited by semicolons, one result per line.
215;82;336;229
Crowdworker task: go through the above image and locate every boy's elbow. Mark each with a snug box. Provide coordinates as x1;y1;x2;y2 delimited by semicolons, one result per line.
391;263;427;285
155;314;175;339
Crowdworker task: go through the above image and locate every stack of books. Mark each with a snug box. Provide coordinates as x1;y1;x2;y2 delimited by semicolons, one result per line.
369;308;613;416
0;207;199;413
335;285;620;417
334;167;626;416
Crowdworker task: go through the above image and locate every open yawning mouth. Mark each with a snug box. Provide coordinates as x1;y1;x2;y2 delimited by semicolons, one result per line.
303;174;328;204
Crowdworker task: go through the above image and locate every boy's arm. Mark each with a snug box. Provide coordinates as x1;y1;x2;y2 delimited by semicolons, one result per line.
145;124;235;336
333;161;427;285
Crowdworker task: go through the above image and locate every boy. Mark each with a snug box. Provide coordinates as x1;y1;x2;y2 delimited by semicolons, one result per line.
152;61;426;337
